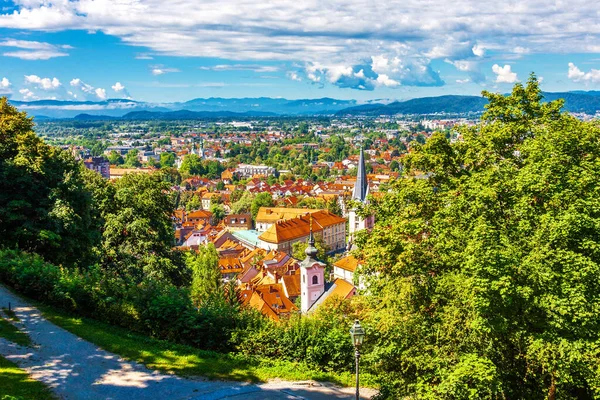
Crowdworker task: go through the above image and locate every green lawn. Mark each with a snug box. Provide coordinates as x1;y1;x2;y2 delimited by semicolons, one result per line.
36;304;374;387
0;356;56;400
0;316;31;347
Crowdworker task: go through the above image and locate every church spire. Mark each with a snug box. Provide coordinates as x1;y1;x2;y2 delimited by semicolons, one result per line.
304;214;318;260
352;147;368;202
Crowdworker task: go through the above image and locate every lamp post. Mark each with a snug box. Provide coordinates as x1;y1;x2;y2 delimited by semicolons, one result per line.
349;319;365;400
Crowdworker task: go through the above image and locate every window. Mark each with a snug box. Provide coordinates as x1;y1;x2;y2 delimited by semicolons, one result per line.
312;275;319;285
303;275;305;283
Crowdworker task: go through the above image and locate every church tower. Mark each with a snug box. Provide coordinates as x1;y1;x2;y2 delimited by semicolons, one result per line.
300;216;325;313
348;147;374;244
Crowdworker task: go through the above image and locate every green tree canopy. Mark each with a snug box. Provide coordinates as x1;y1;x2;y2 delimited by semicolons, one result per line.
357;75;600;399
251;192;275;219
0;97;101;267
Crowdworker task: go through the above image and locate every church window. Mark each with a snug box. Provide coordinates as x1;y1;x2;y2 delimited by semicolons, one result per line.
312;275;319;285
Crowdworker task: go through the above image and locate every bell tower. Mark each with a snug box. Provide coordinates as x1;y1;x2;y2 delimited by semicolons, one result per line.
300;216;325;313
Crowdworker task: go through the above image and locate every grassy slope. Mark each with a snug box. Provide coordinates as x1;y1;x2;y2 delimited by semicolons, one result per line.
36;303;374;387
0;356;56;399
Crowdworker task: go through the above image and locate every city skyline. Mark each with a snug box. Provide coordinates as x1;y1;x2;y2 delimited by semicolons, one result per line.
0;0;599;103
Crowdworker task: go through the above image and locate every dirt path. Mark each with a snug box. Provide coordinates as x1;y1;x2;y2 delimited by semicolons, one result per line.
0;285;376;399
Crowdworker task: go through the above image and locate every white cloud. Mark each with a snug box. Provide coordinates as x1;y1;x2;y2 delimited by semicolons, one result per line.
492;64;518;83
19;88;37;100
95;87;107;100
151;67;180;76
568;62;600;84
0;77;11;95
135;53;153;60
111;82;125;92
24;75;61;90
0;39;70;60
472;44;485;57
2;1;600;90
456;78;470;84
287;71;302;82
200;64;279;72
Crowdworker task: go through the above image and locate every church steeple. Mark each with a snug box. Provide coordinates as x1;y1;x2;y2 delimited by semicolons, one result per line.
352;147;368;202
304;214;318;260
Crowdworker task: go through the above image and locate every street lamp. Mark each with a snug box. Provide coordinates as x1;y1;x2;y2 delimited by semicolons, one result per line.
350;319;365;400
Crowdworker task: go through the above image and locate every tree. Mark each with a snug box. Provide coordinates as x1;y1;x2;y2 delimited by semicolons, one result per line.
357;75;600;398
0;98;102;267
216;181;225;191
179;154;204;176
101;172;185;285
187;244;223;306
326;197;343;216
124;149;141;167
251;192;274;219
107;150;124;165
160;152;175;168
231;191;253;215
186;195;201;211
210;203;225;223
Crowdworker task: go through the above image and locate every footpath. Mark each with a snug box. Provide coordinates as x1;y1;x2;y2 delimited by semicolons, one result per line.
0;285;376;399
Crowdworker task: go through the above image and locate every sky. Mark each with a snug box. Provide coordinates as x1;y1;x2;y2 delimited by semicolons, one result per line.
0;0;599;103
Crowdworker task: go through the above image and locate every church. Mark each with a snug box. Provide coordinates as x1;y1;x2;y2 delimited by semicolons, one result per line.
299;147;373;313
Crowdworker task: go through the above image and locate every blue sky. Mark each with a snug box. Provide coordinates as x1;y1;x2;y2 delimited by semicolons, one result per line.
0;0;599;103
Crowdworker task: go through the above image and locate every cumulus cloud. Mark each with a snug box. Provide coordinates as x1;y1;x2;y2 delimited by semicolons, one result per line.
19;88;37;100
0;77;11;95
111;82;125;92
95;87;107;100
70;77;109;100
2;1;598;90
492;64;518;83
568;62;600;84
445;59;486;84
2;1;600;90
24;75;61;90
0;39;71;60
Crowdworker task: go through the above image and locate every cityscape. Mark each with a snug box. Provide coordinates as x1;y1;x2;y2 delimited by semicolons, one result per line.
1;1;600;400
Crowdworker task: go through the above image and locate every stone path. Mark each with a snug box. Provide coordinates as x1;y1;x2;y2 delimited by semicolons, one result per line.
0;285;376;399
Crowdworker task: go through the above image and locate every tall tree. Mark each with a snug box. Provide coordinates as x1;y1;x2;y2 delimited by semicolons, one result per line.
357;76;600;399
0;97;101;267
187;244;223;306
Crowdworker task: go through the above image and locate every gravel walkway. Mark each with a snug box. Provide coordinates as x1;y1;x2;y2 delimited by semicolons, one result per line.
0;285;376;399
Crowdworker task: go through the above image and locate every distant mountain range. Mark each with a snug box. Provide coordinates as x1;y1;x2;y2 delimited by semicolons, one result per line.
6;91;600;120
337;92;600;116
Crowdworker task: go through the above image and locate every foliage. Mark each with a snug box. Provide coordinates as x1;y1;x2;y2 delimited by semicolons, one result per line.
357;75;600;398
187;244;223;306
0;97;101;267
210;203;225;222
250;192;274;219
160;152;175;168
292;234;330;263
100;172;186;285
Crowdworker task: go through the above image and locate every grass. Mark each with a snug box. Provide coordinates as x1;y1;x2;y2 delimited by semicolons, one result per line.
2;307;19;321
0;355;56;399
36;303;372;387
0;316;31;347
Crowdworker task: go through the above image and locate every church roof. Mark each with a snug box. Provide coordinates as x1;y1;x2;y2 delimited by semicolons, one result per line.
352;147;369;202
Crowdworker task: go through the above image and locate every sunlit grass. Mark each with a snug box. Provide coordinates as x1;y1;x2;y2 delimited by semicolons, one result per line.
2;307;19;321
0;316;31;347
37;305;374;387
0;355;56;399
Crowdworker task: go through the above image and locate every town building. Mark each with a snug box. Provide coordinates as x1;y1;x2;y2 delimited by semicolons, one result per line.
235;164;276;178
83;157;110;179
258;210;346;254
300;223;326;313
